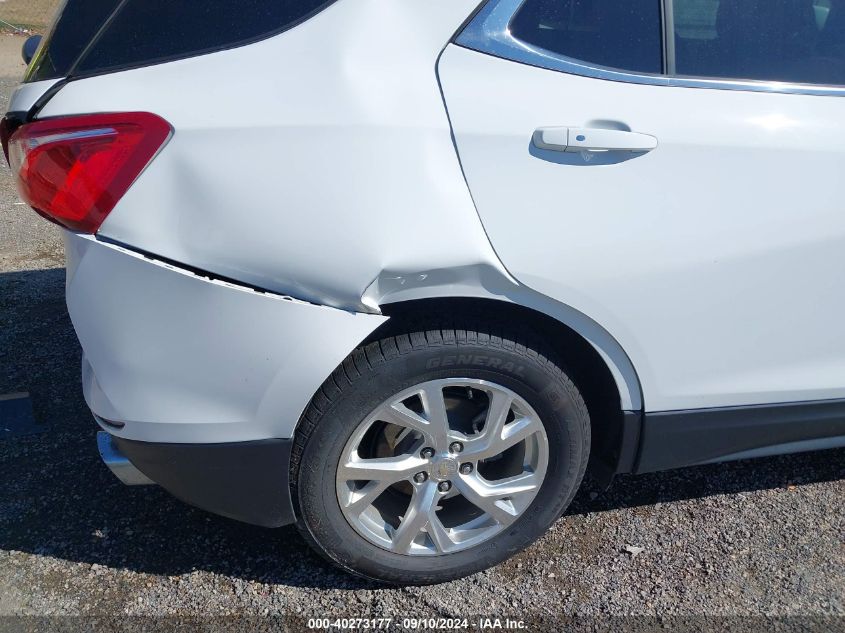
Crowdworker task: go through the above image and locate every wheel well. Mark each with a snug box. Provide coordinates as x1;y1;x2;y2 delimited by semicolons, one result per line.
368;297;630;481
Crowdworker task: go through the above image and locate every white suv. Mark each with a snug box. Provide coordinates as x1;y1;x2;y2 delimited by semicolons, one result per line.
3;0;844;584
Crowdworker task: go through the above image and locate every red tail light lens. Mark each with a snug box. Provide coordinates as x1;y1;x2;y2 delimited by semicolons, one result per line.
8;112;171;233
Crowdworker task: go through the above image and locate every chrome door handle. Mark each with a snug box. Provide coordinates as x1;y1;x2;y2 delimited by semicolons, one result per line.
533;126;658;153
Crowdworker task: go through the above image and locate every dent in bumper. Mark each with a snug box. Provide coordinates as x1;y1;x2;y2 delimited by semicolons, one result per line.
66;232;386;443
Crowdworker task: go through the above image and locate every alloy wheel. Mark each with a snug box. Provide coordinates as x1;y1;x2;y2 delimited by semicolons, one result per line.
335;378;549;556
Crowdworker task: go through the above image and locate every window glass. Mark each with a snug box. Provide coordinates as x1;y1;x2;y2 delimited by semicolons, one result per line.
26;0;336;82
673;0;845;84
508;0;664;74
25;0;120;83
815;0;833;29
76;0;334;74
673;0;719;40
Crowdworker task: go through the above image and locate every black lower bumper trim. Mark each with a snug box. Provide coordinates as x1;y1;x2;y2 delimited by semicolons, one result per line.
114;437;296;528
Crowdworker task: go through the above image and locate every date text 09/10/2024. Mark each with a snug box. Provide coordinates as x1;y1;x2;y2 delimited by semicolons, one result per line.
306;618;528;630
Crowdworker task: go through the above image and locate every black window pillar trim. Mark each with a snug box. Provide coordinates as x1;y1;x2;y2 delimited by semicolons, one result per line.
661;0;677;76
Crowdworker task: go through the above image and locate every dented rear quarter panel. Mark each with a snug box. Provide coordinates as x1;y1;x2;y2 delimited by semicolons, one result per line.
31;0;645;414
37;0;499;312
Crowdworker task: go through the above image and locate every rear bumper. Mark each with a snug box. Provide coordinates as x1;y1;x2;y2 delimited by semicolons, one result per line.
65;232;386;444
112;434;297;527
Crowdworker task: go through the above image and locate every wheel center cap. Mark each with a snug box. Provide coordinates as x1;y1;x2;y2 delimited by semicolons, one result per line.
432;457;459;481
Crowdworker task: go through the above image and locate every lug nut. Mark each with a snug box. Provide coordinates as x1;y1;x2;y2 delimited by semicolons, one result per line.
413;472;428;483
420;447;435;459
449;441;464;454
460;463;473;475
438;481;452;493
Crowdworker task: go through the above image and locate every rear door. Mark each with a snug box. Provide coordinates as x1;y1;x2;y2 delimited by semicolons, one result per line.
439;0;845;412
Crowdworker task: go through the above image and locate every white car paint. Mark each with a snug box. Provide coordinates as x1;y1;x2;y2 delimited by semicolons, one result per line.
438;43;845;412
7;0;843;448
7;78;58;112
66;232;385;443
19;0;646;432
37;0;497;314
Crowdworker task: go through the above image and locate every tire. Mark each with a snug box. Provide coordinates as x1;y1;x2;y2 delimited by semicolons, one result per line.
291;325;590;585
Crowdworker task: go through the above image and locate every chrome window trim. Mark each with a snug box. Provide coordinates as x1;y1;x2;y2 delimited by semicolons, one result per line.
455;0;845;97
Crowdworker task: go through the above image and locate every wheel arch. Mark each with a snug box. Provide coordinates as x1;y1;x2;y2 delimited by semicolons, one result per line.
368;295;645;480
362;269;644;412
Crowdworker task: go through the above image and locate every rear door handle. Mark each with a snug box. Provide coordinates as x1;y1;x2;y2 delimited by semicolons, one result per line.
533;127;658;153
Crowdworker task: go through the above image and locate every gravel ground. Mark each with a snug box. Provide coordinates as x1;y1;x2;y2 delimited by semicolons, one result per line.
0;0;61;33
0;64;843;632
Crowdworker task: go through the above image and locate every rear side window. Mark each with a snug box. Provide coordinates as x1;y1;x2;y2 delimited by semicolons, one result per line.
26;0;337;82
508;0;664;74
25;0;119;82
673;0;845;85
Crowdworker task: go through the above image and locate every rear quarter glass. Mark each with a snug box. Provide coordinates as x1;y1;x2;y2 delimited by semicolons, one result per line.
25;0;117;82
26;0;339;82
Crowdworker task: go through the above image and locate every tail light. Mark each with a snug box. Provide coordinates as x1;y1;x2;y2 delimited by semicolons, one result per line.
7;112;171;233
